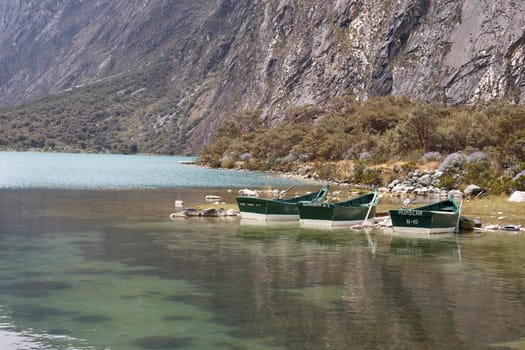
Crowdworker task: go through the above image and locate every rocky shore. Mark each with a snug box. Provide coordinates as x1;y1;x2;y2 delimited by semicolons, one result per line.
378;169;476;198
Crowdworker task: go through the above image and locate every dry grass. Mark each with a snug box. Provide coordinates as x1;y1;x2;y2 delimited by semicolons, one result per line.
377;195;525;227
192;202;239;211
460;196;525;226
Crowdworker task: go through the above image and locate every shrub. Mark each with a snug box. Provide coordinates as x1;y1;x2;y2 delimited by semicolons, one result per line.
359;152;372;161
512;175;525;191
422;151;443;162
512;170;525;191
401;161;417;172
240;152;252;161
194;97;524;195
489;175;514;194
464;162;492;187
349;161;366;183
314;162;339;180
245;158;263;170
437;174;458;189
361;168;383;185
298;153;311;162
512;169;525;182
220;155;236;169
466;151;488;164
438;153;467;172
349;161;382;185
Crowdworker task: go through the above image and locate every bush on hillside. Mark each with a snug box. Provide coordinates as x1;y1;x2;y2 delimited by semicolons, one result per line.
512;169;525;191
438;153;467;172
467;151;489;164
197;97;525;193
421;151;443;162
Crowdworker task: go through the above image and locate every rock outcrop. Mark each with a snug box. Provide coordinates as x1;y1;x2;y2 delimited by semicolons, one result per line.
0;0;524;152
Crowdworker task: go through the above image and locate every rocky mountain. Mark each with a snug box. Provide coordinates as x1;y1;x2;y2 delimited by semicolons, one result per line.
0;0;524;153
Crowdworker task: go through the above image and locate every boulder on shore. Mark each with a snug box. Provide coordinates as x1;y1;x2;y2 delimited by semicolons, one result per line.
464;184;483;197
508;191;525;202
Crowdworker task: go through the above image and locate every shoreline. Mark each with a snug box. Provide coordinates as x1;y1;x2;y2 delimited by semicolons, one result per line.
181;186;525;229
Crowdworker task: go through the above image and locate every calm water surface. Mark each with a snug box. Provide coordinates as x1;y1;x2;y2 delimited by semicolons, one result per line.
0;152;305;189
1;153;525;349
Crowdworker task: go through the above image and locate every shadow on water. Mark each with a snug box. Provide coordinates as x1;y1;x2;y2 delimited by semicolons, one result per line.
132;336;194;349
71;314;111;323
0;281;71;298
385;231;463;259
162;315;194;322
8;304;76;322
236;220;378;245
163;294;215;309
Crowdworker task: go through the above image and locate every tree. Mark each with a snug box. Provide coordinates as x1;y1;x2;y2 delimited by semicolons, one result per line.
396;103;441;153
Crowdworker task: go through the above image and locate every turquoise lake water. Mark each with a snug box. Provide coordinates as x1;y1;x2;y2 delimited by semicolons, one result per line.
1;152;525;349
0;152;306;189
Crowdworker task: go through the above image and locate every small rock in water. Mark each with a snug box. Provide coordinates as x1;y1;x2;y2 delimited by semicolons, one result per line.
169;212;186;220
500;224;521;232
473;218;482;228
225;209;239;216
183;208;200;217
171;207;238;219
201;208;218;217
238;189;259;197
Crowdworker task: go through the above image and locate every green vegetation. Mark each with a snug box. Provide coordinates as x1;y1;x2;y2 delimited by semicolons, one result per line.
0;59;190;155
199;96;525;194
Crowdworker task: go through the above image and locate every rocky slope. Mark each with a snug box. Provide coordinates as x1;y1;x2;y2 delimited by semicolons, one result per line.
0;0;524;153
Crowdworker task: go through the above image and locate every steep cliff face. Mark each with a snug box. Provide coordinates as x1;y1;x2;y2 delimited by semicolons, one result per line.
0;0;215;101
387;0;525;104
0;0;524;153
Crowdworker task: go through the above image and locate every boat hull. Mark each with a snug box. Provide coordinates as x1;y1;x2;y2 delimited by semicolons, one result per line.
300;218;366;228
239;211;299;221
297;201;376;228
236;185;330;221
236;197;301;221
389;209;458;234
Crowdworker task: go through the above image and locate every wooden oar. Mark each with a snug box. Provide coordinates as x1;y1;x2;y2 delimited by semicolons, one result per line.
312;184;329;202
454;196;464;234
352;191;378;230
363;191;378;225
323;191;341;203
402;197;417;208
277;185;295;199
455;235;462;263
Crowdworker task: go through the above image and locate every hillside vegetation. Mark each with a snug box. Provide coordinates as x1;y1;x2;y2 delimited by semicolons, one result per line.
0;60;192;155
1;1;524;153
198;96;525;194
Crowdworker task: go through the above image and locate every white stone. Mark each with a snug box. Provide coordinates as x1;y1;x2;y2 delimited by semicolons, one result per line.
508;191;525;202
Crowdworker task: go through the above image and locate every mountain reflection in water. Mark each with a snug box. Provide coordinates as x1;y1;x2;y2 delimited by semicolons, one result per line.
1;188;525;349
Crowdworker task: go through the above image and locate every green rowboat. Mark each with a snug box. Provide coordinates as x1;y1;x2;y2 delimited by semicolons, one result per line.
236;185;329;221
297;192;378;228
389;197;460;234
